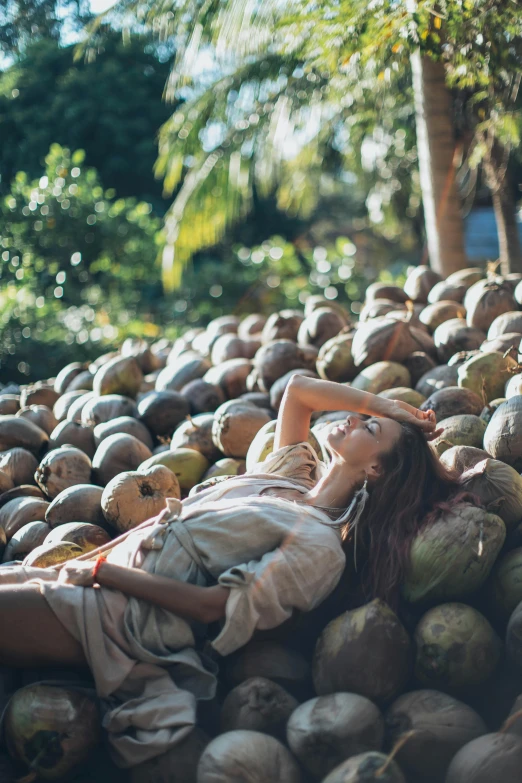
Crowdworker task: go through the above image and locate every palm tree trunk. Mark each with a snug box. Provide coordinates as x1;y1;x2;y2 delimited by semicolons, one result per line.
482;140;522;275
410;51;468;277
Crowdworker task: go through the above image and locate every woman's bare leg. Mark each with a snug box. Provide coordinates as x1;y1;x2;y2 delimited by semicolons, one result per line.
0;583;87;668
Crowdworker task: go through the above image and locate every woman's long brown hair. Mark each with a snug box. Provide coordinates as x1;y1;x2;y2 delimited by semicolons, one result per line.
342;422;470;609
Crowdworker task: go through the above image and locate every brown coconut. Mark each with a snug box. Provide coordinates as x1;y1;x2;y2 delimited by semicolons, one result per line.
457;351;518;403
351;318;418;368
238;314;267;339
287;693;384;780
487;311;522;340
2;521;50;563
269;369;317;411
16;405;57;436
44;521;111;552
93;416;154;450
440;445;491;474
0;448;39;485
0;395;20;415
180;378;226;415
428;280;468;303
121;338;163;374
156;353;211;392
446;267;484;288
204;359;253;399
65;391;97;423
365;283;409;304
415;364;459;397
433;319;486;364
23;541;84;567
210;334;249;365
465;277;517;331
92;433;152;486
101;466;180;532
322;752;406;783
420;386;483;420
20;384;60;409
445;732;522;783
202;458;246;480
197;731;302;783
254;341;307;392
404;351;437;386
212;400;272;458
261;310;304;343
316;332;357;383
50;420;96;459
0;470;14;494
377;387;426;407
220;677;298;740
53;390;87;422
297;307;347;349
53;362;87;395
0;485;44;509
0;416;49;456
66;370;94;392
351;361;411;395
170;414;222;463
313;599;411;704
35;446;92;500
45;484;104;528
481;332;522;359
385;690;486;783
431;414;487;455
489;549;522;622
130;727;209;783
459;458;522;531
239;392;273;410
137;390;190;437
224;640;310;694
359;299;406;322
206;315;240;338
419;301;466;333
80;394;136;428
92;355;143;398
0;497;50;540
140;449;209;492
483;397;522;469
480;397;507;425
403;265;442;303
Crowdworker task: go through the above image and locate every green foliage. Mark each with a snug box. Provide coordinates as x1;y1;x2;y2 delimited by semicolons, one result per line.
0;0;92;58
0;34;174;207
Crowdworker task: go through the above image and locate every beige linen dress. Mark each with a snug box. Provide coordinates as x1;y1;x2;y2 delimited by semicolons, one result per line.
0;443;346;766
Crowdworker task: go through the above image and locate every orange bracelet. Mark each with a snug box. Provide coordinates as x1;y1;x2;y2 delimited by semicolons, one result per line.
92;555;107;585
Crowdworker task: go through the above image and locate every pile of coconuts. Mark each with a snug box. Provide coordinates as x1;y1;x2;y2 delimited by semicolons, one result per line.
4;266;522;781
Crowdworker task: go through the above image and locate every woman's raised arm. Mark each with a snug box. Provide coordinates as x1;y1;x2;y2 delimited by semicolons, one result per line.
274;374;437;450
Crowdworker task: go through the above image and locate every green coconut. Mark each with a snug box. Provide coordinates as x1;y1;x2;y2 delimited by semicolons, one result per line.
316;333;357;383
403;505;505;604
506;599;522;672
414;603;502;689
459;458;522;531
505;373;522;399
479;397;506;425
489;549;522;622
480;332;522;359
286;693;384;780
202;458;246;480
313;599;411;704
245;420;322;472
377;387;426;408
433;319;486;364
220;677;298;741
140;448;209;491
483;396;522;469
321;752;406;783
457;351;519;403
385;690;486;783
420;386;483;421
4;683;101;780
351;361;412;395
445;732;522;783
197;731;302;783
23;540;84;567
431;414;487;455
44;521;111;552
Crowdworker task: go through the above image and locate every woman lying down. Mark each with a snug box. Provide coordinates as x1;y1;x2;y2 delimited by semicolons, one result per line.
0;375;455;767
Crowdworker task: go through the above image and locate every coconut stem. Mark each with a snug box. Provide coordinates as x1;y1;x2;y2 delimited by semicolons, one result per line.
375;730;416;777
500;709;522;733
186;414;199;428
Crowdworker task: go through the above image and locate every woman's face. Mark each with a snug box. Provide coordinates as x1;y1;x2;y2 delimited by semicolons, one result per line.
326;415;402;479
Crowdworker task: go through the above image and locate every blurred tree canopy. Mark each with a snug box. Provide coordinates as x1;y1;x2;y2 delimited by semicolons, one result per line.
0;0;91;59
0;32;174;208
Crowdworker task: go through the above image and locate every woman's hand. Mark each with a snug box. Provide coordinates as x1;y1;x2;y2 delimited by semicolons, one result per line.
57;560;96;587
386;401;443;441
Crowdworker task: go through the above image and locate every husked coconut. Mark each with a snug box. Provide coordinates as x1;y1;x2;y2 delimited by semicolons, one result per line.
16;405;57;436
506;600;522;671
480;397;506;424
102;466;180;532
480;332;521;358
316;333;357;383
420;386;483;420
50;421;96;458
130;727;209;783
261;310;303;343
402;505;505;603
66;392;95;423
0;497;50;540
0;416;48;456
35;446;92;500
322;752;405;783
287;693;384;779
0;486;44;509
53;390;87;422
202;458;246;480
156;353;211;392
220;677;298;740
197;731;302;783
446;267;484;288
445;732;522;783
483;396;522;469
238;313;267;339
45;484;104;528
204;359;252;399
489;549;522;622
44;521;111;552
210;334;249;365
170;414;222;463
53;362;87;395
439;445;491;474
365;283;409;304
433;319;486;363
414;603;501;688
20;385;60;409
212;400;272;458
224;640;310;693
92;355;143;398
488;311;522;339
140;449;209;492
404;351;437;386
351;362;411;394
457;351;518;403
0;448;38;485
23;541;84;567
403;265;442;302
121;338;162;374
419;301;466;332
459;458;522;530
180;379;225;414
0;470;13;494
431;414;487;455
428;280;468;303
297;307;347;349
206;314;240;338
385;690;486;783
313;599;411;704
505;373;522;399
239;392;272;410
2;521;50;563
254;341;307;392
93;416;154;450
305;296;350;319
269;369;317;411
465;278;517;332
66;370;94;392
0;395;20;415
92;433;152;486
137;390;190;437
351;318;418;368
359;299;405;322
81;394;136;428
245;420;322;471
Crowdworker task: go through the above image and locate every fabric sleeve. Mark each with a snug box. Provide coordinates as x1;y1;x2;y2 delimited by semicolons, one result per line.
210;533;345;656
248;441;326;487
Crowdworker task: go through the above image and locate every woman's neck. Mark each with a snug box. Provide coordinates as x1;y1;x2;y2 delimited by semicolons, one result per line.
305;461;360;510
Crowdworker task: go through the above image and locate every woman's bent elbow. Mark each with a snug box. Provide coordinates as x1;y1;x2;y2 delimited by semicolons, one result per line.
201;586;229;624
